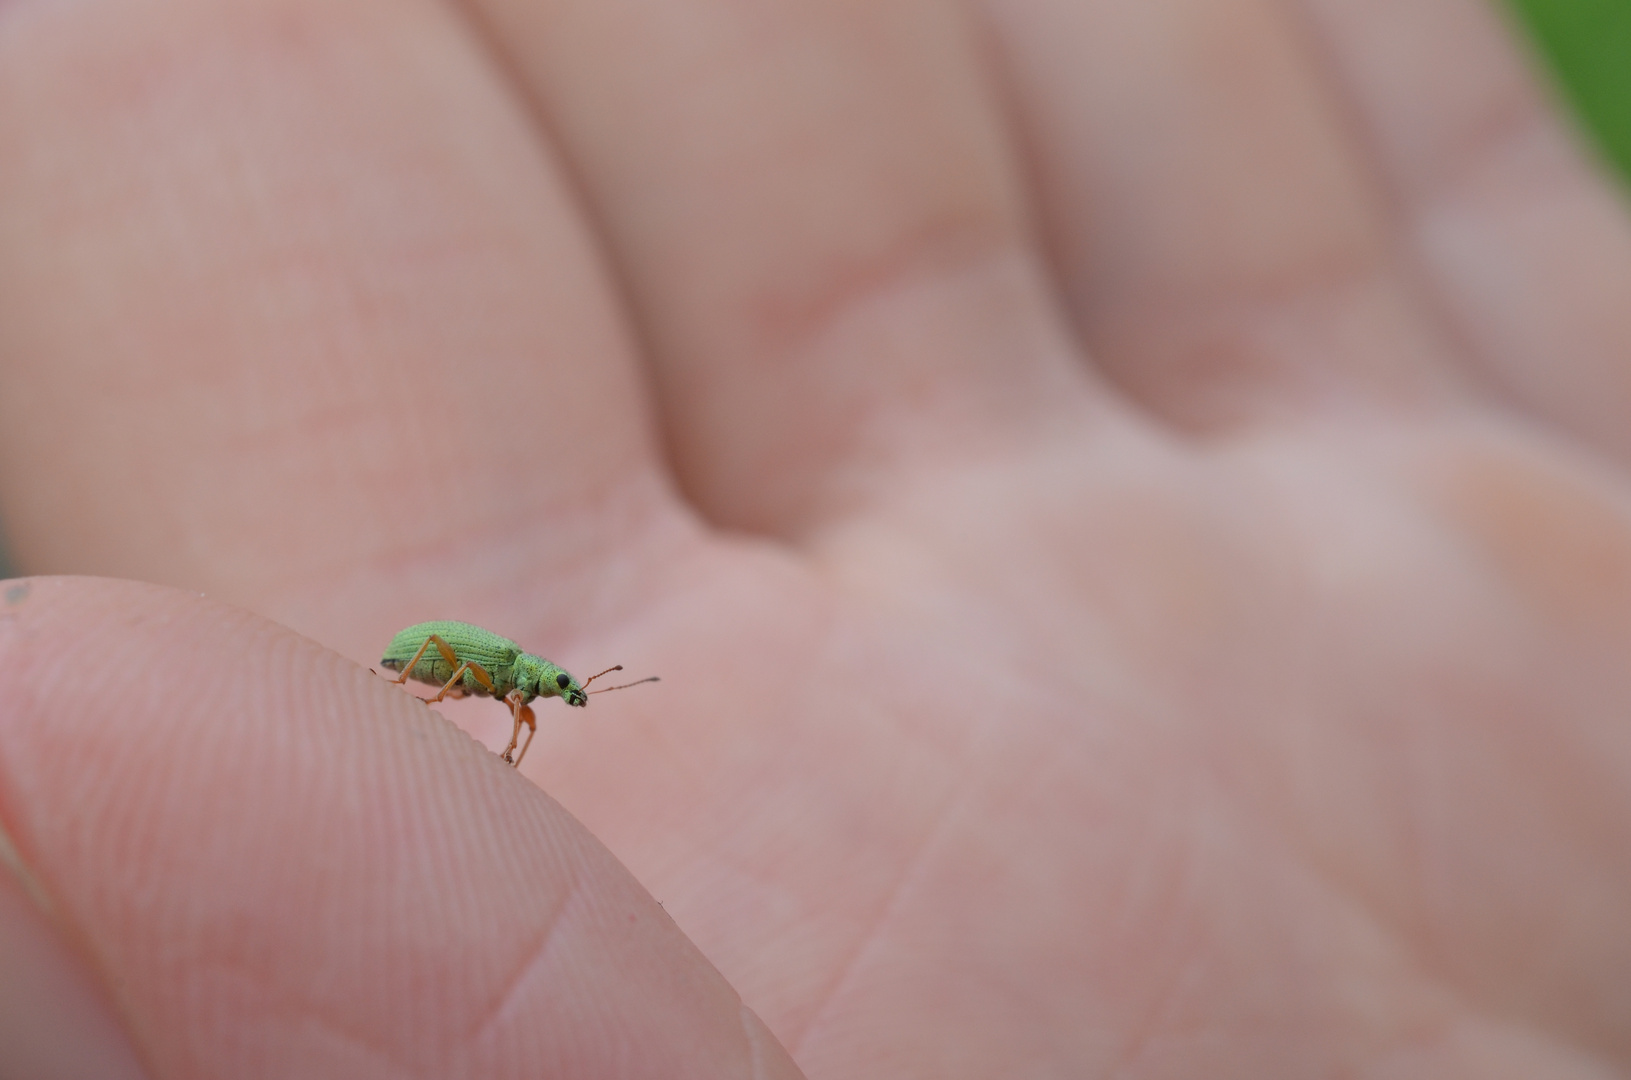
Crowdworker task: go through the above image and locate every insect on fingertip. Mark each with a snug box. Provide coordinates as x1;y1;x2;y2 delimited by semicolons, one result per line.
380;621;659;764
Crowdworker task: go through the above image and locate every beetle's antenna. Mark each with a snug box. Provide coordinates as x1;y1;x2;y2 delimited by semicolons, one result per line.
581;665;624;687
582;664;658;694
588;676;660;695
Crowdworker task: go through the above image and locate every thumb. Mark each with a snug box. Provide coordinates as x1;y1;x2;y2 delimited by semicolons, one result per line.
0;576;801;1080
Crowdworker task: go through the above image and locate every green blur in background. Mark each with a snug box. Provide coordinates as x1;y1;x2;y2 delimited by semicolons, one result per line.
1505;0;1631;184
0;2;1626;584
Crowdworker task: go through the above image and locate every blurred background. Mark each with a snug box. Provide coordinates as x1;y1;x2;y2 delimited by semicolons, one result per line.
1507;0;1631;181
0;0;1626;583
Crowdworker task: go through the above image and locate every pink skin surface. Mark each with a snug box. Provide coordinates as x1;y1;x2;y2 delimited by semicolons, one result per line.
2;0;1631;1076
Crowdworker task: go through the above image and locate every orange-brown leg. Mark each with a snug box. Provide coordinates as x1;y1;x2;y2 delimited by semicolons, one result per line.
392;634;492;697
502;696;536;766
510;705;539;767
395;635;498;703
389;635;441;685
425;659;497;703
500;691;524;760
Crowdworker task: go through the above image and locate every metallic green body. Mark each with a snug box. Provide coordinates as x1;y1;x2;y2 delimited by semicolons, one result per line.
380;620;588;707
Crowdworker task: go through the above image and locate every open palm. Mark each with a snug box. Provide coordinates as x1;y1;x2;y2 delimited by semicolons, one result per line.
3;0;1630;1076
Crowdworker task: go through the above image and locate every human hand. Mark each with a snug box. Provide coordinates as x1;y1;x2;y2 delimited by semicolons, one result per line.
3;0;1631;1076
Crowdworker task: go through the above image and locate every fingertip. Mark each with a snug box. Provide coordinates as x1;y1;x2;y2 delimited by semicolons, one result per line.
0;577;803;1078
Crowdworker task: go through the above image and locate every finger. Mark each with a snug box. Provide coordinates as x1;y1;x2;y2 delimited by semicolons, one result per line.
0;578;803;1080
462;0;1104;535
0;0;676;649
0;861;149;1079
978;0;1465;431
1296;0;1631;464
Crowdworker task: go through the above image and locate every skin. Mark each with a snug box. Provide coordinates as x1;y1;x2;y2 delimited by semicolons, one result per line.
2;0;1631;1077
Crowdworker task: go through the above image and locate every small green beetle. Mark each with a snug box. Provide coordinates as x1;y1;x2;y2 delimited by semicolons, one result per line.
381;620;656;767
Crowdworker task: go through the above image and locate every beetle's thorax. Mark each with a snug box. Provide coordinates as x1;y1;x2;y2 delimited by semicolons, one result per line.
519;652;582;701
506;653;542;700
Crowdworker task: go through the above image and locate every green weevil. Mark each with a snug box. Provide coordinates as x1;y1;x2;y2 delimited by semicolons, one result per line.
380;620;656;767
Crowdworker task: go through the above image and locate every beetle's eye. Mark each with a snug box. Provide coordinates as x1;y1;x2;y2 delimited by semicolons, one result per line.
556;673;571;689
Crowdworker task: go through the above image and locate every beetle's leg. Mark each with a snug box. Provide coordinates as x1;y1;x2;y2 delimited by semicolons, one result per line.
399;635;499;702
501;695;521;762
506;699;538;767
500;691;530;761
389;635;441;685
499;694;538;760
426;659;497;704
392;634;483;695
